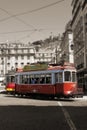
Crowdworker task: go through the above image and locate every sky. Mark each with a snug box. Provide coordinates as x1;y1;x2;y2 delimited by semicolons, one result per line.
0;0;72;43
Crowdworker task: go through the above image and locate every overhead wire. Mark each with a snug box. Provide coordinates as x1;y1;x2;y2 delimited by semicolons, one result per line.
0;28;60;35
0;7;36;29
0;7;44;41
0;7;38;41
0;29;37;34
0;0;65;41
0;0;65;23
12;0;65;16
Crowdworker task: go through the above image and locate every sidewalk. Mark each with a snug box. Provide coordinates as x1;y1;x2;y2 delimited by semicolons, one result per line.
0;86;6;93
75;94;87;100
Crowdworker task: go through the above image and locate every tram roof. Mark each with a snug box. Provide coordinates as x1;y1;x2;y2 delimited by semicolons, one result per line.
15;62;76;75
16;67;76;75
16;69;63;75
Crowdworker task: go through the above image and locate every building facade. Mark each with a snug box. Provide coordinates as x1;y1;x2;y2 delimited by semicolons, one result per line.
71;0;87;90
0;38;59;76
0;42;35;76
59;21;74;64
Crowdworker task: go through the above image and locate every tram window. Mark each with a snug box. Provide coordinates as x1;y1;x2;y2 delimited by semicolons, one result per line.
24;75;29;84
6;76;10;83
15;75;18;83
31;78;36;84
34;74;46;84
40;74;45;84
20;75;22;84
58;72;63;82
55;73;58;82
20;75;24;84
8;76;12;83
20;75;29;84
72;72;76;82
19;73;52;84
29;75;34;84
29;74;49;84
64;71;71;81
46;74;51;84
11;76;15;82
34;74;40;84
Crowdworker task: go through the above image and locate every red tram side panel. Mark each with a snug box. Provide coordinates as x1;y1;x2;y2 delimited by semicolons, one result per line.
15;84;56;95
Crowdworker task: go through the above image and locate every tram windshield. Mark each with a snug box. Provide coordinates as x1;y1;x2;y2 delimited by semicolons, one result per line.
6;75;15;83
64;71;77;82
64;71;71;81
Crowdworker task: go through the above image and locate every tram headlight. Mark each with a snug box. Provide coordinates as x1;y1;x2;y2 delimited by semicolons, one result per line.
67;91;71;94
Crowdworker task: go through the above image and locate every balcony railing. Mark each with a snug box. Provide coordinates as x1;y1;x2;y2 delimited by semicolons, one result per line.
77;63;84;70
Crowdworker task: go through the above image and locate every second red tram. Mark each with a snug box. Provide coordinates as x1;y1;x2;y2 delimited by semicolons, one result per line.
15;62;83;98
5;71;15;94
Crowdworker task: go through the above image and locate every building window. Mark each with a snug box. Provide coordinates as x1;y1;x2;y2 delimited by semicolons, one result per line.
1;57;3;60
15;49;18;53
7;63;10;67
21;56;24;59
21;49;24;53
21;62;24;65
15;62;18;65
1;70;3;74
85;13;87;33
8;56;10;60
71;44;74;50
27;56;30;59
7;63;10;65
15;63;18;68
15;56;18;60
86;54;87;68
45;53;48;56
21;62;24;67
27;49;30;53
8;49;11;54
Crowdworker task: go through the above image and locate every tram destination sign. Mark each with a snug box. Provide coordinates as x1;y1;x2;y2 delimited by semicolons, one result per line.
23;63;48;71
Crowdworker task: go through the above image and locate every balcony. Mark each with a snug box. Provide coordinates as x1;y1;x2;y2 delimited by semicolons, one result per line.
77;63;84;70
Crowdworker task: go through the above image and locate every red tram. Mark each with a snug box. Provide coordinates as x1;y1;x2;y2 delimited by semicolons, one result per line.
5;71;15;94
15;62;83;98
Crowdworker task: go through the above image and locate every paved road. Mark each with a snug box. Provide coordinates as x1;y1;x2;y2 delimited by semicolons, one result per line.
0;94;87;130
0;86;5;92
